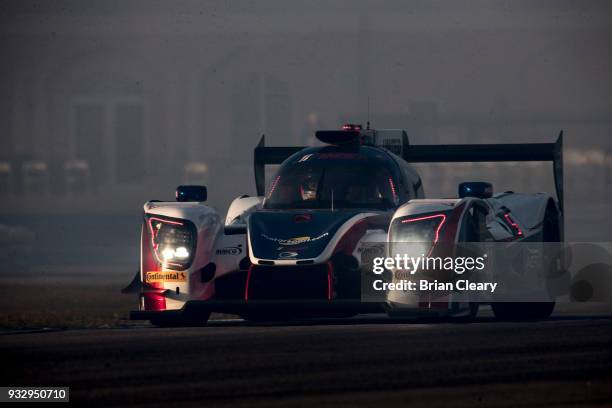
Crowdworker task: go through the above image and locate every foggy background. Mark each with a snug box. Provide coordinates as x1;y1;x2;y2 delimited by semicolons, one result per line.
1;0;612;274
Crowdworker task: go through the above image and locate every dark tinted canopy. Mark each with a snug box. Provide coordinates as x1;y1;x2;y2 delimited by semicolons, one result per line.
264;146;400;210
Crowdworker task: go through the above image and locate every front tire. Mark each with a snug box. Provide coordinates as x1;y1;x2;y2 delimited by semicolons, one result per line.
492;302;554;321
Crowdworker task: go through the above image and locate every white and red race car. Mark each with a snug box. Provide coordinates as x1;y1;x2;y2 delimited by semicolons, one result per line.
124;124;564;326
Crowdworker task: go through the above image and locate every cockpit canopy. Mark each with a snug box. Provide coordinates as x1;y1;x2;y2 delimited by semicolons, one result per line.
263;146;400;210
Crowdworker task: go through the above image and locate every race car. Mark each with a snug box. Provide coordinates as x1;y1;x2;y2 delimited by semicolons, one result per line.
124;123;564;326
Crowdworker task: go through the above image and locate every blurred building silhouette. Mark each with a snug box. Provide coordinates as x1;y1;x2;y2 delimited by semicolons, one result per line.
1;1;611;212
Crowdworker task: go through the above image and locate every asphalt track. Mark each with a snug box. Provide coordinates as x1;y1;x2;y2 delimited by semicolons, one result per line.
1;308;612;407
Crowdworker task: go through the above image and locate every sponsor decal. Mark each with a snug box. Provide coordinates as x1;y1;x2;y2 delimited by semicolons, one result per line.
261;232;329;246
281;236;310;246
278;251;299;259
298;154;314;162
145;271;187;283
216;244;243;256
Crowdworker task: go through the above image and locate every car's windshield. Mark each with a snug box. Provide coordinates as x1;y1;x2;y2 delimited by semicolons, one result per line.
263;151;399;210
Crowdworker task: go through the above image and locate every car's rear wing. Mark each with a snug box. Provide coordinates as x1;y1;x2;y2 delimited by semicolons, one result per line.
401;132;564;214
253;131;564;213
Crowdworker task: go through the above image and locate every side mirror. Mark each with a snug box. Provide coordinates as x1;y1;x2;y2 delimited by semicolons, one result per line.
458;182;493;199
176;185;207;202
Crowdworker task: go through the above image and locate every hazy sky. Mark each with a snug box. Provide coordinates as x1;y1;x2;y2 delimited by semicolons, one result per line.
1;0;611;210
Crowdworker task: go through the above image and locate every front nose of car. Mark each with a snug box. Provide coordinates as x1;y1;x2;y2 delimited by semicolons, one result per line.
248;210;358;262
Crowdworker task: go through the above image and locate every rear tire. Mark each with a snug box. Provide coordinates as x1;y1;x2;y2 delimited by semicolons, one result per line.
492;302;554;321
150;312;210;327
492;201;558;322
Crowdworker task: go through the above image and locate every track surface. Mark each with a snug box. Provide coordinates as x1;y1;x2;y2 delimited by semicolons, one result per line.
1;311;612;407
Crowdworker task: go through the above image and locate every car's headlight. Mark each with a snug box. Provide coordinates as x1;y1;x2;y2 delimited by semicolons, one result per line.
389;213;447;259
146;215;197;270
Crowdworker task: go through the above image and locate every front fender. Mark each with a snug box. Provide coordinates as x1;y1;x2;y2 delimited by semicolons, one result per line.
140;201;223;311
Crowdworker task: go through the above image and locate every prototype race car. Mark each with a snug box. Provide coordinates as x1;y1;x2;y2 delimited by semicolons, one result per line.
124;124;564;326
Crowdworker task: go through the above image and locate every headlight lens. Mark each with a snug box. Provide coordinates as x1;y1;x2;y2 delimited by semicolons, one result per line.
389;213;447;259
146;216;196;270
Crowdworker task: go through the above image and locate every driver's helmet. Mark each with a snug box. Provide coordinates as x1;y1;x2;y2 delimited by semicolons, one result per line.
300;176;318;201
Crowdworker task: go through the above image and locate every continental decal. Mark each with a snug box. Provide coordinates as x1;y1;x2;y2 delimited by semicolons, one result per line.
145;271;187;283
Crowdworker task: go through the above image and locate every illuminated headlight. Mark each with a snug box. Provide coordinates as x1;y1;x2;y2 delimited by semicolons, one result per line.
389;213;447;259
160;246;190;261
173;246;190;259
146;216;197;270
162;248;175;260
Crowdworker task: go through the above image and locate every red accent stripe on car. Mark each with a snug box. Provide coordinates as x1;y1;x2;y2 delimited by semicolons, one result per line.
388;176;397;203
141;221;166;311
244;264;254;302
326;261;334;300
504;213;524;237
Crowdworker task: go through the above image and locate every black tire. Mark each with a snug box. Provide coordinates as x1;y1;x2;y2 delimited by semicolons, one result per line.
492;302;555;321
150;312;211;327
492;201;559;322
